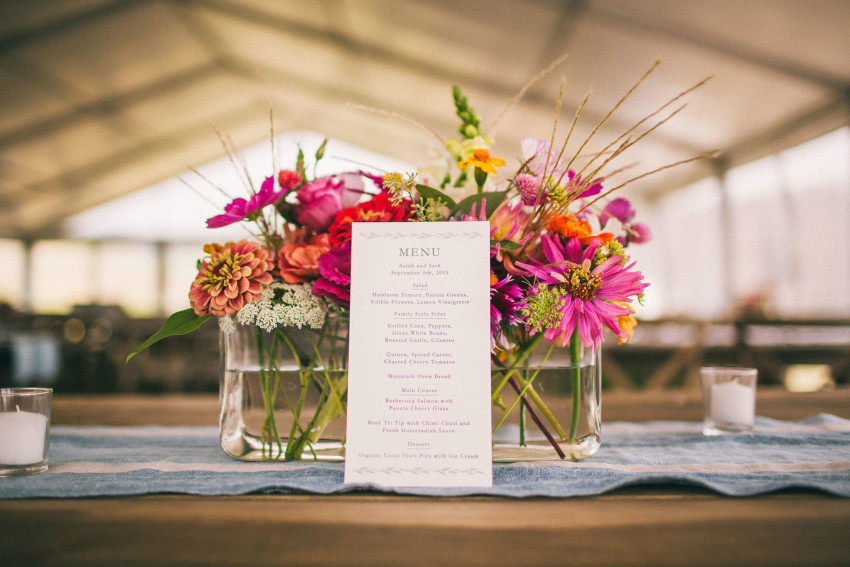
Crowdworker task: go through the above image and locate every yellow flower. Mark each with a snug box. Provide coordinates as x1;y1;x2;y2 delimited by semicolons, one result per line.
614;301;637;345
457;149;506;174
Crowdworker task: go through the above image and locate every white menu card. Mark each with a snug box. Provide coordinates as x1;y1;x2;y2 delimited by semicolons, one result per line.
344;221;493;488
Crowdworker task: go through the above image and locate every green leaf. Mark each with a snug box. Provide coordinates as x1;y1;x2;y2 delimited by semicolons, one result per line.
493;239;521;251
450;190;509;219
415;184;457;210
125;309;212;364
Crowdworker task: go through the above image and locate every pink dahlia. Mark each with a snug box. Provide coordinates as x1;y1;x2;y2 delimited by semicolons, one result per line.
206;176;285;228
516;234;648;349
188;240;274;317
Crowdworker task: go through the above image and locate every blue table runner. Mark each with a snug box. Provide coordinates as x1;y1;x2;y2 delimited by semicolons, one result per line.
2;415;848;498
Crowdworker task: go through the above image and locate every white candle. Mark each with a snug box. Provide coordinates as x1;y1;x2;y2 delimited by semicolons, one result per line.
0;411;49;465
710;380;755;426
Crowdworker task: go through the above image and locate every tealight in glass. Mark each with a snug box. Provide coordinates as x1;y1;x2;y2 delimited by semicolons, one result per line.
700;367;757;435
0;388;52;476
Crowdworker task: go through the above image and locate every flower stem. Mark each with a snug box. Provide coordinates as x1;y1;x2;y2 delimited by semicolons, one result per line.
518;394;526;447
491;335;542;402
255;327;283;459
507;376;566;459
568;332;582;445
512;373;568;439
278;313;349;460
474;166;488;193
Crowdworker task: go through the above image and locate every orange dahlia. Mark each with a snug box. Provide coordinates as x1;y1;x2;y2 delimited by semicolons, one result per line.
188;240;274;317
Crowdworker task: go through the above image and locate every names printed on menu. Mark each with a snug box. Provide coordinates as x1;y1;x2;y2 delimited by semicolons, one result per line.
344;222;492;488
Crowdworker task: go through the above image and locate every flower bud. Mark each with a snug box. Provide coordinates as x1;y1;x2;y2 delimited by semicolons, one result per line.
314;138;327;161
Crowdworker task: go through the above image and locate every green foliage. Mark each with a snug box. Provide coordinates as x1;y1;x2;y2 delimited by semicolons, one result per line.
415;184;457;210
493;239;521;251
450;190;509;219
125;309;212;364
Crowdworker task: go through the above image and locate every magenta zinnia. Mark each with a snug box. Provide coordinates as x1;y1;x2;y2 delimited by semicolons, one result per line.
517;234;648;349
189;240;274;317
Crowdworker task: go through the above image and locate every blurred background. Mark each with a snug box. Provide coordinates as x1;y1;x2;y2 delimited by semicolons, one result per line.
1;0;848;394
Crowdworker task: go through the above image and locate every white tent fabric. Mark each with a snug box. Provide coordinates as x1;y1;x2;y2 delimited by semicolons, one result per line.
1;0;848;239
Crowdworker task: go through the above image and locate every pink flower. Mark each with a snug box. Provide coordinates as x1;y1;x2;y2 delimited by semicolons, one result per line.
206;177;285;228
294;173;364;231
490;274;524;349
358;170;385;189
517;234;648;349
515;173;545;206
277;233;332;283
188;240;274;317
565;170;603;199
628;222;652;244
599;198;635;227
312;242;352;307
490;200;530;243
520;137;563;178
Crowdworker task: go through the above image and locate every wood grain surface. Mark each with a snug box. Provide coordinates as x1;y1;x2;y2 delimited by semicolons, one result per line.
2;388;848;566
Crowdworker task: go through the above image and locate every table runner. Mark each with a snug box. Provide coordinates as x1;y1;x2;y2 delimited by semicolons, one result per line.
1;415;848;498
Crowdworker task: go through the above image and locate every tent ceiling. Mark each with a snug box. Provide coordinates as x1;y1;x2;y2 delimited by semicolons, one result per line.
0;0;848;239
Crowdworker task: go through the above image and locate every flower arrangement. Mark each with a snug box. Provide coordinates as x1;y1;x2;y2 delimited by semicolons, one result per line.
128;57;711;461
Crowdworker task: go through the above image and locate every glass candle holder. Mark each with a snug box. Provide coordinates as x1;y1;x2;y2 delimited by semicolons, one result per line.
700;367;757;435
0;388;52;476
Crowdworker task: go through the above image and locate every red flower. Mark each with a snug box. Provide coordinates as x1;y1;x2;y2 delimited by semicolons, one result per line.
277;169;302;190
328;192;413;246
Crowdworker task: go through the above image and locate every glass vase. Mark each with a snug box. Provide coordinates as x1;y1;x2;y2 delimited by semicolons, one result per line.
220;314;602;462
219;312;348;461
490;337;601;461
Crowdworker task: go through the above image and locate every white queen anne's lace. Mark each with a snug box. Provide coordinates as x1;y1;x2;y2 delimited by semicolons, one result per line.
229;282;329;332
218;315;236;334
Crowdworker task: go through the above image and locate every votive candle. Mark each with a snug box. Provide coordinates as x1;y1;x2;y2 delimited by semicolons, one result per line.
710;380;755;426
700;367;758;435
0;410;49;465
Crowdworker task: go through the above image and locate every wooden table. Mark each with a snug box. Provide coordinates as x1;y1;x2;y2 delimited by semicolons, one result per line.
2;387;849;566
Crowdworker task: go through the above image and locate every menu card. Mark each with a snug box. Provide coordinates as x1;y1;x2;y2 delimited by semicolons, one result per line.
344;221;493;488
